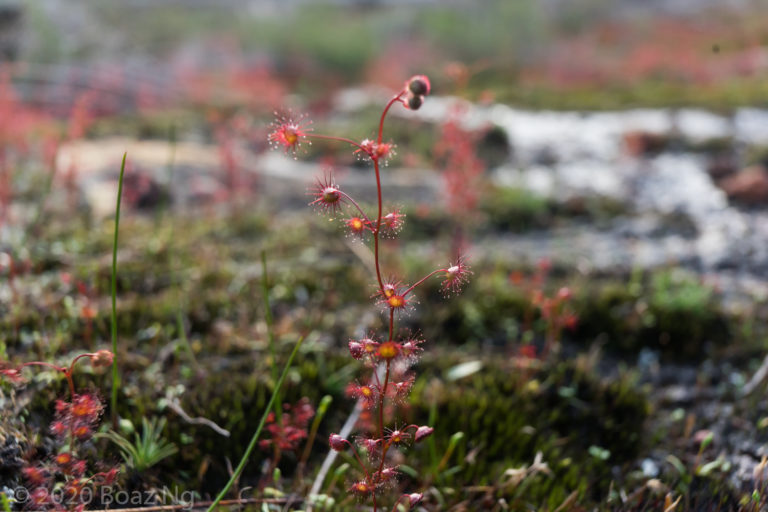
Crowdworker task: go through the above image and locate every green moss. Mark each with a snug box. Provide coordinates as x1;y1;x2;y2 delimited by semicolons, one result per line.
480;186;553;232
575;269;731;359
479;186;628;234
414;262;734;360
110;350;354;494
408;357;649;507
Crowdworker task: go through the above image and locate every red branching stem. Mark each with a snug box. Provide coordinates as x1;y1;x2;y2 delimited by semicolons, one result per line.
403;268;446;296
20;361;64;373
353;451;371;482
376;441;393;483
306;133;365;151
341;439;371;481
372;159;385;294
68;353;93;375
66;373;75;401
338;191;371;225
20;361;74;397
372;360;393;510
369;92;408;512
377;93;405;144
378;360;391;450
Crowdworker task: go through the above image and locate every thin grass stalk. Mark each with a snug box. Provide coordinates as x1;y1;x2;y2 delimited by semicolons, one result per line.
110;152;127;428
261;250;282;424
205;335;304;512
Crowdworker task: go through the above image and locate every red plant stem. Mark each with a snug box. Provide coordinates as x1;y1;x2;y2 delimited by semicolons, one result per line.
372;159;385;294
65;372;76;401
306;133;365;151
373;363;394;511
22;361;74;398
338;191;372;224
20;353;98;401
369;92;409;512
21;361;65;373
378;360;391;441
374;440;394;507
69;353;92;374
344;440;371;482
377;94;404;144
403;268;445;297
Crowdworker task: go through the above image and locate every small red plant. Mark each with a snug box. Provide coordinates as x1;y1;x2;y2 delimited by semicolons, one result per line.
433;103;486;256
510;260;578;358
269;75;471;511
259;398;315;478
1;350;118;511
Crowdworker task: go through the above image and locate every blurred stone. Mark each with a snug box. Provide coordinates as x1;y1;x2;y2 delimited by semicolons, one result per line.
532;146;558;167
641;458;659;477
706;152;739;182
622;130;669;157
478;125;512;168
719;165;768;206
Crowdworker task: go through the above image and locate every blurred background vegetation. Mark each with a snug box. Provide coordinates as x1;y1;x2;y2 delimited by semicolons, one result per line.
3;1;768;510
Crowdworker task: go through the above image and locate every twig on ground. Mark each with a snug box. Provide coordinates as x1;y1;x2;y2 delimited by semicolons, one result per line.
306;400;363;512
89;497;291;512
166;398;230;437
742;354;768;396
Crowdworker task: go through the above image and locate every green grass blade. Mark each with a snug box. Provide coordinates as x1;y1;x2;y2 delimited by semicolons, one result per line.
110;152;127;427
206;335;304;512
261;250;281;424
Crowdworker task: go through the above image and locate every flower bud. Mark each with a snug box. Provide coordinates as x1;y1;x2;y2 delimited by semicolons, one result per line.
329;434;347;451
406;492;423;506
348;340;365;360
414;425;434;443
358;437;380;453
90;350;114;368
406;93;423;111
407;75;430;96
379;466;399;481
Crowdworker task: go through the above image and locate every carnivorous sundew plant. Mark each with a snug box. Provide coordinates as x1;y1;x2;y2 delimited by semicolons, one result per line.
270;75;472;511
0;350;118;511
